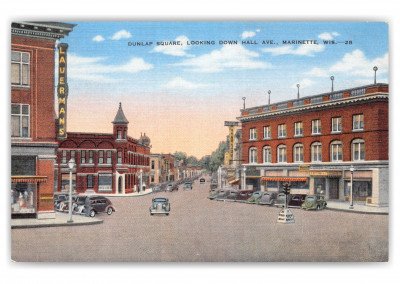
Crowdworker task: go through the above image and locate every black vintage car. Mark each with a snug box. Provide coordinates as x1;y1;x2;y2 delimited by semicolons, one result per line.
80;196;115;217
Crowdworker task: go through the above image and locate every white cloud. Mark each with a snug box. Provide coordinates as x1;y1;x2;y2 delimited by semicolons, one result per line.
151;35;192;57
263;44;324;56
292;79;315;89
111;30;132;40
66;53;153;83
164;77;209;89
256;29;261;32
329;49;388;77
332;32;340;36
318;32;340;40
304;67;329;77
174;44;272;73
241;31;256;39
92;35;105;42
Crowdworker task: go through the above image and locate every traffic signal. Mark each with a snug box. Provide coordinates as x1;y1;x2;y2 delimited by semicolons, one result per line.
283;183;291;195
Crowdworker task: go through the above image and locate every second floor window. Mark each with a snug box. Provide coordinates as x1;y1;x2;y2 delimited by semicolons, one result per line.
353;114;364;131
117;151;122;164
293;144;304;162
249;147;258;164
331;141;343;162
151;160;155;169
312;119;321;135
99;150;104;164
249;128;257;140
352;139;365;161
11;51;30;87
11;104;30;138
263;126;271;139
106;151;112;164
277;145;287;163
81;151;86;164
332;117;342;133
62;150;67;164
88;151;94;164
278;124;286;138
294;122;303;136
311;142;322;162
117;130;122;139
263;146;271;163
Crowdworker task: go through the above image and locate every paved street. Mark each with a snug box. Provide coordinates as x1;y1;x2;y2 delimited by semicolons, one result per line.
11;177;388;262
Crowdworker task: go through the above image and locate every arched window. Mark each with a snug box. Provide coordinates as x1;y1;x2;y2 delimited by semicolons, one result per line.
352;139;365;161
293;143;304;163
330;140;343;162
311;142;322;162
277;145;287;163
262;146;271;163
249;147;258;164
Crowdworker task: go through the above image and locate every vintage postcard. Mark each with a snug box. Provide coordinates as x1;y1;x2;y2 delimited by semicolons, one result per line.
10;21;388;262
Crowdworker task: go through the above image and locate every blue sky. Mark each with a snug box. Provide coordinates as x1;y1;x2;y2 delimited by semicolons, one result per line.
58;21;389;158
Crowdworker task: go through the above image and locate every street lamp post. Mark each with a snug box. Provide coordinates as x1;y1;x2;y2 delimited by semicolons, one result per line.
140;169;143;193
268;90;271;105
349;165;354;209
67;158;75;223
373;66;378;84
242;166;247;190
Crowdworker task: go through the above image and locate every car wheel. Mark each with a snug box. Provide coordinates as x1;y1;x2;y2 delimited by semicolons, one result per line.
107;207;113;215
323;203;327;209
89;210;95;217
166;213;169;216
316;205;320;210
150;213;154;216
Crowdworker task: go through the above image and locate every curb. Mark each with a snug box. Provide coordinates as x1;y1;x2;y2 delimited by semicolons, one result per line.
325;207;389;215
11;219;103;229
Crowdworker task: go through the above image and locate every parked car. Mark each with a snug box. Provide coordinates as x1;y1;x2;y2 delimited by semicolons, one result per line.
152;185;163;193
288;194;307;207
200;178;205;184
210;183;218;190
149;197;171;216
184;182;193;190
215;189;230;201
82;196;115;217
235;190;253;202
275;193;290;207
54;193;68;210
59;195;78;212
301;195;327;210
246;191;263;204
257;192;278;205
208;189;220;200
225;190;239;202
166;183;178;192
73;195;89;214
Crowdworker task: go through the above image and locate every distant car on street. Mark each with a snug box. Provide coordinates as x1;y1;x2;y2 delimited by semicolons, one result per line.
257;192;278;205
225;190;239;202
82;196;115;217
166;183;178;192
215;189;230;201
149;197;170;216
275;193;289;207
184;182;193;190
235;190;253;202
152;185;163;193
301;195;327;210
210;182;218;190
208;189;220;200
288;194;307;207
245;191;263;204
200;178;205;184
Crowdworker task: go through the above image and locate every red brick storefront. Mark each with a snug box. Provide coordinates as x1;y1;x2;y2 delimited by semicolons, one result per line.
11;22;75;219
238;84;388;206
55;103;151;194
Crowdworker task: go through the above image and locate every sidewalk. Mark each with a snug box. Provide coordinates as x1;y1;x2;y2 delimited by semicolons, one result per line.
102;189;153;197
326;201;389;215
11;212;103;229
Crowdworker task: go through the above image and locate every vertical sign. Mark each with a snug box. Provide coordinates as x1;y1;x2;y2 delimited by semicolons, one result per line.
229;126;234;163
57;43;68;139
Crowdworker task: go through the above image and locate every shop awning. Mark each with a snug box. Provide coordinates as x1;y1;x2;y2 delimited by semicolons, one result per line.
261;177;308;182
228;178;240;184
11;176;48;183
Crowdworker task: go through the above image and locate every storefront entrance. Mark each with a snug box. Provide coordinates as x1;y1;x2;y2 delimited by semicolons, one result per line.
329;178;339;200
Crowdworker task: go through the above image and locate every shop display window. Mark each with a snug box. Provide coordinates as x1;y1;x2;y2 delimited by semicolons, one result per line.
11;183;35;214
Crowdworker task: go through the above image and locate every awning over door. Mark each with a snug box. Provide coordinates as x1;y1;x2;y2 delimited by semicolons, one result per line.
11;176;48;183
261;177;308;182
228;179;240;184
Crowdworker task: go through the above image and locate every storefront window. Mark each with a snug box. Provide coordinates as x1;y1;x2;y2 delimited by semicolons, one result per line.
99;173;112;192
314;178;326;195
291;180;309;190
11;183;35;214
61;173;76;192
266;181;278;190
344;180;372;202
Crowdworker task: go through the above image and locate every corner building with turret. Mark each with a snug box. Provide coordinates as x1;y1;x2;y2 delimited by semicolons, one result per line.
55;103;151;195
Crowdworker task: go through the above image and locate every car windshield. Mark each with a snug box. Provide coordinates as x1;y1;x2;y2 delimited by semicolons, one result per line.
306;196;316;201
230;192;238;196
154;198;167;202
263;193;270;196
253;192;261;196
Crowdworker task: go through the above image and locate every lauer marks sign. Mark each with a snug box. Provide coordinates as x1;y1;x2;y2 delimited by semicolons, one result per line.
57;43;68;139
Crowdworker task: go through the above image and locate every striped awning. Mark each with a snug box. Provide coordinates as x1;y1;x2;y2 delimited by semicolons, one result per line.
11;176;48;184
228;178;240;184
261;177;308;182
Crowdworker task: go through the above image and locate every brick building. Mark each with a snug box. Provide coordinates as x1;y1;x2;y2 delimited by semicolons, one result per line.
238;83;388;206
55;103;151;194
149;153;178;185
11;22;75;219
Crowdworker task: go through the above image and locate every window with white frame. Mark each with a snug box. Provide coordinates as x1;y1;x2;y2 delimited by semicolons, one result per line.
249;147;258;164
81;150;86;164
106;151;112;164
352;139;365;161
311;142;322;162
278;124;286;138
117;151;122;164
11;104;30;138
70;150;75;163
263;126;271;139
88;151;94;164
353;114;364;131
98;150;104;164
263;146;271;163
11;51;30;87
294;122;303;136
293;144;304;163
332;117;342;133
249;128;257;140
62;150;67;164
117;130;122;139
277;145;287;163
330;141;343;162
312;119;321;135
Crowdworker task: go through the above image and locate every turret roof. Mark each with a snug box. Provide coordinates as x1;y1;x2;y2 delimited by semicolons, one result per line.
112;102;129;124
